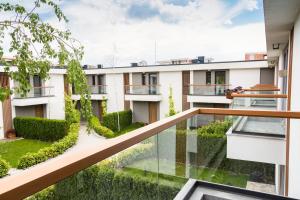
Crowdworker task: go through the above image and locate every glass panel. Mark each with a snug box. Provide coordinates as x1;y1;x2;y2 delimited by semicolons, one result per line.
232;97;287;111
14;86;53;98
25;113;292;199
155;114;280;196
126;85;160;95
27;134;161;200
89;85;106;94
191;85;229;96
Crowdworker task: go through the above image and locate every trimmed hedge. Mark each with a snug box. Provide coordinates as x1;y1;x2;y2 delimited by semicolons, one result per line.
90;116;114;138
108;143;154;168
0;157;10;178
28;164;180;200
102;110;132;132
14;117;68;142
17;123;79;169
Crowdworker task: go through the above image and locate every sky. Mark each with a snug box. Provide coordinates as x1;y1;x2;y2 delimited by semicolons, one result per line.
5;0;267;67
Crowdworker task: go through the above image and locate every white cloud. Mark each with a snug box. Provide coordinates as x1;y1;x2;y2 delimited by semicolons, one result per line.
2;0;266;66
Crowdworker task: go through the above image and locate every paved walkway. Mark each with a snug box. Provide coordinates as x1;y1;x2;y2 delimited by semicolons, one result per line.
8;124;107;176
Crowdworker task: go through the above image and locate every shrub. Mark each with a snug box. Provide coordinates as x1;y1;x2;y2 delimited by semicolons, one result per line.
31;164;180;200
90;116;114;138
0;157;10;178
108;143;154;168
65;94;80;125
166;86;177;117
17;123;79;169
13;117;68;142
102;110;132;132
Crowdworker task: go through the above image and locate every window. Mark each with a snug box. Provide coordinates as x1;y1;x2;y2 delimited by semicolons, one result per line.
92;75;96;85
206;71;211;84
142;73;146;85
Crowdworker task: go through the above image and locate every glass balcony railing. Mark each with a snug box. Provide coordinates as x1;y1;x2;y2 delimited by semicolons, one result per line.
231;97;287;111
13;86;54;99
125;85;160;95
89;85;107;94
72;85;107;94
189;84;230;96
1;108;299;200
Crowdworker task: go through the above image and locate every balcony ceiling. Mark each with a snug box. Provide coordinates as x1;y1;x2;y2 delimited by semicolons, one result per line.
264;0;300;60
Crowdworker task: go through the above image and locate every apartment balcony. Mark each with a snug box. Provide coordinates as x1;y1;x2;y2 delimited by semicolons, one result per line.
124;85;162;102
12;86;54;106
72;85;108;100
1;108;299;199
187;84;232;104
226;92;287;165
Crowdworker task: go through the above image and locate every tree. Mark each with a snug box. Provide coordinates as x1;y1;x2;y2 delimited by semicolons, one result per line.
101;96;107;117
167;86;177;117
0;1;92;122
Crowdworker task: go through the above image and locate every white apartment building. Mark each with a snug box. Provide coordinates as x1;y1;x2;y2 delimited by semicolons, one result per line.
82;60;270;125
0;60;271;139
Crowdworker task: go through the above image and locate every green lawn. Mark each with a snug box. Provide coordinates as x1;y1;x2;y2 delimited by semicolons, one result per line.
114;122;144;137
124;159;248;188
0;139;52;167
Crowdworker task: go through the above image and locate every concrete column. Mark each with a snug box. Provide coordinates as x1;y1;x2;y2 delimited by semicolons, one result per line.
129;73;133;110
190;70;194;95
275;164;285;195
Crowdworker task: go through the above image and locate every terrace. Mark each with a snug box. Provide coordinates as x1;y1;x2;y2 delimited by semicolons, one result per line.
0;108;299;199
12;86;54;106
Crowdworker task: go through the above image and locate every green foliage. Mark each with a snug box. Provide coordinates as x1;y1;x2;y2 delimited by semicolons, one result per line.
0;139;51;167
0;157;9;178
107;143;154;169
26;186;55;200
102;110;132;132
89;116;114;138
115;122;144;137
0;1;92;124
197;120;232;136
17;123;79;169
13;117;68;142
30;164;180;200
167;86;177;117
101;96;107;116
65;94;80;125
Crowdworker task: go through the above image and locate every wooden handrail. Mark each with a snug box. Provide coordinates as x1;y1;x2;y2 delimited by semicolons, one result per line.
0;108;198;200
244;88;280;91
231;93;287;98
198;108;300;118
1;107;300;199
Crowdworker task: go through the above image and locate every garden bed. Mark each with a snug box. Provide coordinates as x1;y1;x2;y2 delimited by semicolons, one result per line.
0;139;52;168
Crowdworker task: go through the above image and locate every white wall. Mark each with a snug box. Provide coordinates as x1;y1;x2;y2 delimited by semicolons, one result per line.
227;132;286;165
288;12;300;199
229;69;260;89
106;73;124;113
44;74;65;119
159;71;182;119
